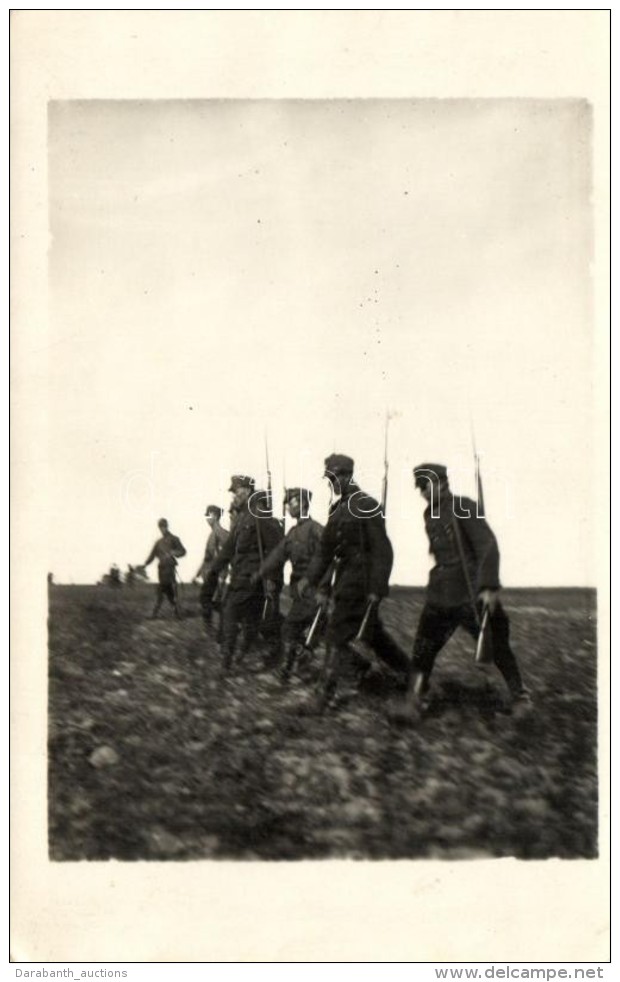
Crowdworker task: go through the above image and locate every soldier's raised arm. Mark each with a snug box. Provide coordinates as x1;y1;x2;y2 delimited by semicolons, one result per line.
144;543;158;567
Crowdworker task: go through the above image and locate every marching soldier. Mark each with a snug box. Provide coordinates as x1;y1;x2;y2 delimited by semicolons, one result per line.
143;518;186;618
210;476;283;674
401;464;530;720
193;504;230;632
256;487;324;681
301;453;410;710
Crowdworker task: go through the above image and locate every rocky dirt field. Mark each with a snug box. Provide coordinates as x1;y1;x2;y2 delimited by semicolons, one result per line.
48;584;598;861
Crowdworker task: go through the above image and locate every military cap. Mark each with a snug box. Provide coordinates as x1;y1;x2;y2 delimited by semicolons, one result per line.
205;504;222;519
413;463;448;487
284;487;312;504
324;453;354;476
228;474;255;492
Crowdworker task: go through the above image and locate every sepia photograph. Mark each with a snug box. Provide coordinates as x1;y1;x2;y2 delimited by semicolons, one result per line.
46;96;597;863
11;10;610;963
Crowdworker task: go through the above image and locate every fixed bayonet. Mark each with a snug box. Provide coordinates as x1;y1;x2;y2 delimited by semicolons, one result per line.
354;598;377;643
304;604;324;649
381;411;390;515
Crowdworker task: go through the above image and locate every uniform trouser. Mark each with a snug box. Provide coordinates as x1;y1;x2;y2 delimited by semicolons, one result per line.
260;596;283;657
325;594;410;677
155;577;177;609
277;598;321;677
410;600;524;698
221;589;282;666
199;570;219;624
221;591;261;663
282;617;310;647
282;594;317;646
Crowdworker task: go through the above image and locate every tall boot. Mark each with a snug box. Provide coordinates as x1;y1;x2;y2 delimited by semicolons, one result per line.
312;645;340;713
261;639;284;674
389;668;429;725
279;643;299;683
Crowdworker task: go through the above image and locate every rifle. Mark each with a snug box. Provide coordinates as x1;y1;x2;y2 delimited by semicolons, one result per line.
450;425;493;666
471;423;493;663
253;510;269;621
264;431;274;519
381;411;390;515
448;507;494;665
281;457;288;532
303;559;339;650
354;417;390;644
354;598;378;643
470;419;485;518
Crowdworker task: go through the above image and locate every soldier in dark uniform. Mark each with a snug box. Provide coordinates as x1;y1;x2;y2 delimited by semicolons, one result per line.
302;454;410;710
143;518;187;618
252;488;286;668
193;504;230;632
257;487;324;681
402;463;530;719
210;476;283;674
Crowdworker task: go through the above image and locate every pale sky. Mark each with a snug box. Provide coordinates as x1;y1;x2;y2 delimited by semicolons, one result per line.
48;99;594;586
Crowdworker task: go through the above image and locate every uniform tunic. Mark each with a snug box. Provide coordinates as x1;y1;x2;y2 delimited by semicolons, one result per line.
199;523;230;623
412;489;524;698
199;524;230;576
306;483;408;675
260;516;324;641
424;491;500;607
210;502;283;661
145;533;186;586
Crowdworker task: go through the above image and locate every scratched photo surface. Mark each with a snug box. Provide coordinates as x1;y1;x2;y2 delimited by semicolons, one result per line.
47;99;596;861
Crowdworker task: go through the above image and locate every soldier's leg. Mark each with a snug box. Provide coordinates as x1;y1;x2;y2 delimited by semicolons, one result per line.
368;611;410;680
220;597;240;673
460;602;526;700
279;617;308;682
170;581;182;617
237;593;264;666
311;600;359;710
158;575;176;613
151;584;164;618
408;604;459;699
199;580;211;624
258;595;284;670
200;571;219;629
314;643;344;710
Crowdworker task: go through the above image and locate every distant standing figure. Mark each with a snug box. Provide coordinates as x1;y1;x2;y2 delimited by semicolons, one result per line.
193;504;230;631
143;518;187;618
402;463;530;720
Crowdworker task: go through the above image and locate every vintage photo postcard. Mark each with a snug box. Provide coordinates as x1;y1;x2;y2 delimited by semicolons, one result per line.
10;10;611;964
